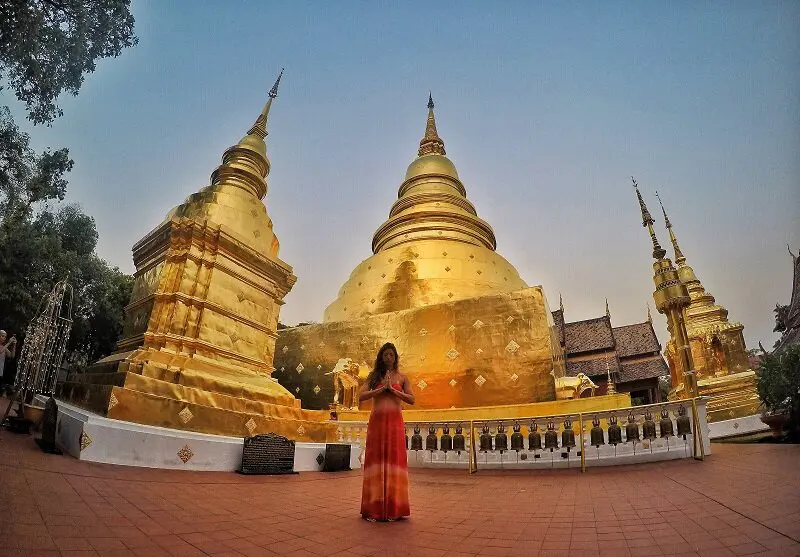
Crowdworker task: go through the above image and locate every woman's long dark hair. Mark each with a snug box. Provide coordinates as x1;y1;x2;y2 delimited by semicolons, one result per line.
367;342;399;389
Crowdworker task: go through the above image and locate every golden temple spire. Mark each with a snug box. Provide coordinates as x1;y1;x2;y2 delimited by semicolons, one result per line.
246;68;283;140
632;177;667;260
605;298;611;318
559;293;564;314
647;303;653;322
209;69;284;200
418;92;446;156
655;190;686;266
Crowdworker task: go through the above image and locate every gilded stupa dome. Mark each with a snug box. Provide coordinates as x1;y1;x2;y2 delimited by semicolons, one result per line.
404;153;459;181
323;95;528;323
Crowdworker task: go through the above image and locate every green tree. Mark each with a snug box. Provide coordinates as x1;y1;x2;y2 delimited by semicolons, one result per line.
0;0;138;378
756;344;800;441
0;110;132;367
0;203;133;364
0;106;72;218
0;0;138;124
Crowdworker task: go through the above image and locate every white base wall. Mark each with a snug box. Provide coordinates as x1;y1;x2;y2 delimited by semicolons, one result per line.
708;413;770;439
54;400;361;472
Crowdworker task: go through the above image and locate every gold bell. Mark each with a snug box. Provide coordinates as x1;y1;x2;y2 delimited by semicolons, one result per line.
544;420;559;450
410;425;423;451
659;409;674;438
440;424;453;452
642;410;657;441
425;425;438;452
528;422;542;451
510;422;524;452
495;422;508;453
480;425;493;452
676;405;692;438
590;415;605;447
625;413;640;443
561;417;576;450
607;415;623;446
453;424;466;452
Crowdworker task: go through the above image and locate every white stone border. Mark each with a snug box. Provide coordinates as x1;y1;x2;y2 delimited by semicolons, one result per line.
708;413;770;440
54;400;361;472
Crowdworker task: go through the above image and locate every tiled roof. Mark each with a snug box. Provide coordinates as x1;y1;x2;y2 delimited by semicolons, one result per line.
616;357;669;382
612;322;661;358
566;356;619;378
564;316;615;355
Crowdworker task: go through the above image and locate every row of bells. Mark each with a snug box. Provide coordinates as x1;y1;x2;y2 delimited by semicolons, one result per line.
406;407;692;452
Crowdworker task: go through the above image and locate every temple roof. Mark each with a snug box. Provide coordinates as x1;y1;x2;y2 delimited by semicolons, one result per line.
566;357;618;378
786;249;800;328
612;321;661;359
563;316;615;355
558;306;668;384
617;357;669;382
774;247;800;355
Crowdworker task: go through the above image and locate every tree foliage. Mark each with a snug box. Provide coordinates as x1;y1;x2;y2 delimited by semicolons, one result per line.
0;0;138;124
0;106;132;369
0;0;138;379
756;344;800;440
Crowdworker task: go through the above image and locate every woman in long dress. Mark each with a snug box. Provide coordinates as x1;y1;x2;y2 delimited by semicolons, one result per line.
359;342;415;522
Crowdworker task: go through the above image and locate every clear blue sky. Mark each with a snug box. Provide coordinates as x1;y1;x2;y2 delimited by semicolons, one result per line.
4;1;799;350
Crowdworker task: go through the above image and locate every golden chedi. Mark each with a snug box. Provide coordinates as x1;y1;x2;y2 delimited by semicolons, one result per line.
274;96;571;411
324;94;528;321
632;180;695;395
57;73;334;442
654;193;759;421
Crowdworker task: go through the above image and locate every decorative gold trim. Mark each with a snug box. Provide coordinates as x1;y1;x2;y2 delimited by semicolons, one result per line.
79;431;92;452
177;445;194;463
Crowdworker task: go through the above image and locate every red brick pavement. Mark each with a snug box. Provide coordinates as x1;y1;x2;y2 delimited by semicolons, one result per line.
1;422;798;557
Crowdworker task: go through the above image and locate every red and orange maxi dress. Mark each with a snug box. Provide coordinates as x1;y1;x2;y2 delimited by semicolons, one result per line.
360;382;410;521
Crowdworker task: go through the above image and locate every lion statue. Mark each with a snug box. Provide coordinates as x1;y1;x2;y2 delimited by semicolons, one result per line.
550;370;599;400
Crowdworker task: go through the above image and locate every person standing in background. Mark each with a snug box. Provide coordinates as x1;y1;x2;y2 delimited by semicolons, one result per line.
0;331;17;392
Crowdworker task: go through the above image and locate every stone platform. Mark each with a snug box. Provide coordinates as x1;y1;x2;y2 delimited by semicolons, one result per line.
53;400;361;472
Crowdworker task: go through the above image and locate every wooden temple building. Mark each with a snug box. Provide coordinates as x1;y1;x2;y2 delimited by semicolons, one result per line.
553;299;668;405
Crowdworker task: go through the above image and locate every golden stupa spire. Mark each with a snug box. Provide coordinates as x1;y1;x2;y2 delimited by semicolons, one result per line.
632;177;667;260
246;68;283;140
647;303;653;322
209;69;284;200
605;298;611;318
655;190;686;265
418;92;446;156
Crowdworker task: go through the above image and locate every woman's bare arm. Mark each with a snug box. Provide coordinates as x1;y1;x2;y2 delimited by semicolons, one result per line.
358;381;387;402
390;375;415;405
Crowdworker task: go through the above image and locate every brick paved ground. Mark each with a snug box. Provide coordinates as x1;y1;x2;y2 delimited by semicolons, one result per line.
1;420;798;557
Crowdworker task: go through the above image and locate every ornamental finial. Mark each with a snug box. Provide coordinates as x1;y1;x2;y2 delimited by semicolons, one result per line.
655;190;686;265
269;68;284;99
632;177;667;260
419;93;446;156
247;68;284;139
